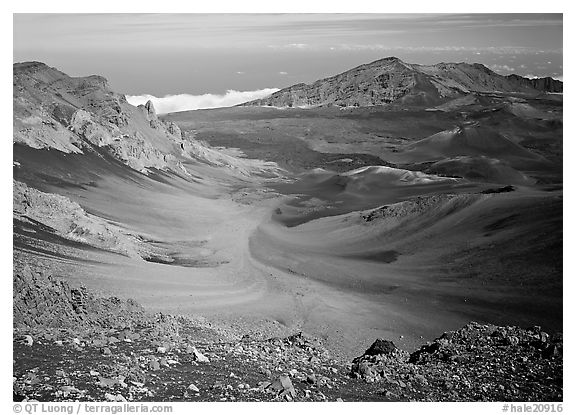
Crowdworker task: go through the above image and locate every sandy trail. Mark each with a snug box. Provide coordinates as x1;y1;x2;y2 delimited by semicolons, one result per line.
15;155;562;361
16;166;441;358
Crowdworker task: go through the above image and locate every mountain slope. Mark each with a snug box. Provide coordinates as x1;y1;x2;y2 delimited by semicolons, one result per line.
505;74;563;93
402;123;544;163
13;61;188;174
13;62;284;179
241;57;562;108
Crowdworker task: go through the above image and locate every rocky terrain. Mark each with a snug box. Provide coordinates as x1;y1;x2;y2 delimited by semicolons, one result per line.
241;57;562;108
14;268;562;402
14;62;185;174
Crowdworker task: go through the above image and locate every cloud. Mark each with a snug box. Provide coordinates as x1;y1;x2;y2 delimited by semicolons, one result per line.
326;45;562;55
268;43;311;50
522;74;563;81
126;88;280;114
288;43;308;49
489;64;515;73
278;71;288;75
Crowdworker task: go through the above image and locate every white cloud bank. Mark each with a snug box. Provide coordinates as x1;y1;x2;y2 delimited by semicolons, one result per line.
126;88;280;114
524;74;563;81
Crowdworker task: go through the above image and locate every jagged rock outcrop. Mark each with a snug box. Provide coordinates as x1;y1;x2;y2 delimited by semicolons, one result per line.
13;62;189;175
138;100;162;129
166;121;182;140
144;100;157;120
70;109;115;146
241;57;563;108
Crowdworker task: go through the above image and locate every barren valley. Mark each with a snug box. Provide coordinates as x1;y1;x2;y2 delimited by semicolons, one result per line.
13;58;563;402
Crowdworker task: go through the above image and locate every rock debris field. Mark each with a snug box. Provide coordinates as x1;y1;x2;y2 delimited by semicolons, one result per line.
14;268;562;402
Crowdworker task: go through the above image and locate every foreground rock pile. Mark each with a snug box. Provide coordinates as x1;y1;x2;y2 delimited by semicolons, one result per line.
350;323;562;401
14;269;562;402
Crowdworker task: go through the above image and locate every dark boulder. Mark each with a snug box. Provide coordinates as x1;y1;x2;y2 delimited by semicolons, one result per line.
364;339;398;356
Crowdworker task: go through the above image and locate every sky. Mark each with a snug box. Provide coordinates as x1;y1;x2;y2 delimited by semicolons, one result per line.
13;13;563;113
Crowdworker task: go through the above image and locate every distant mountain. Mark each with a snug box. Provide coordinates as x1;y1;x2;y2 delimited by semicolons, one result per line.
504;74;563;93
240;57;563;108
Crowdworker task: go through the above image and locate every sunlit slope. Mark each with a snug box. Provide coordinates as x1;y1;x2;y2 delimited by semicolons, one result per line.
241;57;562;108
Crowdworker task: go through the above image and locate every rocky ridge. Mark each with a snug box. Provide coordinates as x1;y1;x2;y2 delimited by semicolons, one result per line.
241;57;562;108
13;268;563;402
15;62;193;175
13;62;284;179
361;193;483;223
13;180;171;261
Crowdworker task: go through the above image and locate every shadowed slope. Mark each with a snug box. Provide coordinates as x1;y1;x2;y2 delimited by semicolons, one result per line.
252;188;562;350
